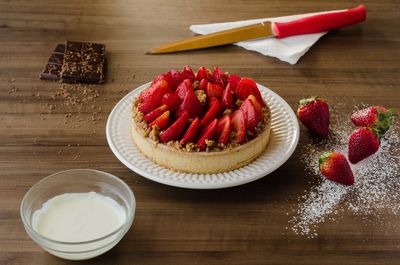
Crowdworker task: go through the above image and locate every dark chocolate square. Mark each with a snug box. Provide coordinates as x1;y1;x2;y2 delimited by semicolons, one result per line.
40;44;65;80
60;41;106;84
48;53;64;65
53;44;66;55
40;63;63;80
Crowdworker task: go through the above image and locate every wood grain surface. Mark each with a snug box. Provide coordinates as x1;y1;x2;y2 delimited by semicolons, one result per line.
1;0;400;264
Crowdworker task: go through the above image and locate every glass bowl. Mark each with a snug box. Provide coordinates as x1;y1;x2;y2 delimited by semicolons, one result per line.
20;169;135;260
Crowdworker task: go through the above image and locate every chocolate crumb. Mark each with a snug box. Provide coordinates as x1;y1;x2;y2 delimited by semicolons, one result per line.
7;87;18;94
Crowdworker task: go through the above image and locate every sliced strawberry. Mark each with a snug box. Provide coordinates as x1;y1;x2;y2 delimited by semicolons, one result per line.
196;66;211;81
211;66;227;87
148;110;169;130
151;73;173;90
144;104;168;123
221;83;234;110
181;65;195;82
247;95;263;120
200;97;222;128
175;79;193;100
231;110;246;144
240;99;259;134
166;69;182;90
180;117;200;145
161;93;181;113
207;97;220;108
198;79;208;91
138;96;158;114
235;79;251;100
139;79;171;103
176;89;202;118
197;119;218;150
159;111;189;143
216;115;232;145
228;74;241;92
206;82;224;100
236;78;265;107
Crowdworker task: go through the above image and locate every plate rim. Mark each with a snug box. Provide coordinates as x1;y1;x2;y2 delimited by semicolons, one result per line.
106;82;299;189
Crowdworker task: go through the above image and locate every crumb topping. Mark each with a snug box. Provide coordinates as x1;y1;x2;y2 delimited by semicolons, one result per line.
195;90;207;105
223;109;232;116
149;126;160;141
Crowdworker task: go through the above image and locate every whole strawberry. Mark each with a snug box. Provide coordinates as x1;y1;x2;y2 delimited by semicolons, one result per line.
319;151;354;186
351;106;395;135
297;96;329;137
348;127;380;164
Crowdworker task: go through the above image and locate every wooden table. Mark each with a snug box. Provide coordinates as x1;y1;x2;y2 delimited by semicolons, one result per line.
1;0;399;264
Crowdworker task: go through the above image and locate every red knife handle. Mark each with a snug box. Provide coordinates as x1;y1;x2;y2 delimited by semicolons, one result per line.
272;5;366;39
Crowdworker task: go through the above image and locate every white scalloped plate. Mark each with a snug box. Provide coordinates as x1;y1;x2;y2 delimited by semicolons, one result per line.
106;82;299;189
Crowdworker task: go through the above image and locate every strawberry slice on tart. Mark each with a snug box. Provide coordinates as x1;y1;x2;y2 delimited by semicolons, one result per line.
228;74;241;92
216;115;232;145
196;66;211;81
206;82;224;100
131;66;272;173
161;93;181;113
180;117;200;145
221;83;234;110
231;109;246;144
211;66;227;87
176;89;202;118
166;69;182;90
197;119;218;150
240;98;260;135
198;79;208;91
144;104;169;123
148;110;170;130
200;98;222;128
180;65;196;82
159;111;189;143
175;79;193;100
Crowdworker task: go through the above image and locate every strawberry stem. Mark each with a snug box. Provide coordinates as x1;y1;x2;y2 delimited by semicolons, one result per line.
299;96;319;107
372;107;397;136
369;127;383;139
319;151;333;166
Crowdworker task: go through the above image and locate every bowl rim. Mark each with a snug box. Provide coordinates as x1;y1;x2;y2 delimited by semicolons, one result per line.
20;168;136;246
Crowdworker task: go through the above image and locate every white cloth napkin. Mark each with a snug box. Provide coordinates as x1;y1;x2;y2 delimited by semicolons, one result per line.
190;10;343;64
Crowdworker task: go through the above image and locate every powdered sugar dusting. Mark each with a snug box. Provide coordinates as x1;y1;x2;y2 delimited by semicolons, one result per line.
290;103;400;237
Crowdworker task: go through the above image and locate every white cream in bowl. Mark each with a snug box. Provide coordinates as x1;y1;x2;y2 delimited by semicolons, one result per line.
32;192;126;242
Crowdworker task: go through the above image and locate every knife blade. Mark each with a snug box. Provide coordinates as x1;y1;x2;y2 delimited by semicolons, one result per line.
146;5;366;55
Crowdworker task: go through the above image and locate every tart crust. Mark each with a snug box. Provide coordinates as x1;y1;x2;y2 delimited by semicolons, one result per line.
130;102;272;174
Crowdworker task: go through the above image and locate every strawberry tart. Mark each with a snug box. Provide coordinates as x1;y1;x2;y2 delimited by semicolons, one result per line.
131;66;271;173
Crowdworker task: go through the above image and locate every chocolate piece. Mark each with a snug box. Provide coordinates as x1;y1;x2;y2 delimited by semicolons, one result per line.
60;41;106;84
40;44;65;80
40;64;63;80
53;44;65;55
48;53;64;65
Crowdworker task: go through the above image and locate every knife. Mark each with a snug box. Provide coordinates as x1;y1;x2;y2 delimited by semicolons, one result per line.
146;5;366;54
